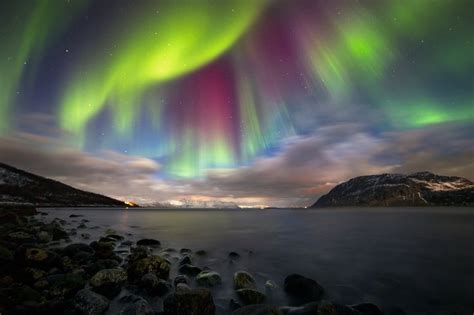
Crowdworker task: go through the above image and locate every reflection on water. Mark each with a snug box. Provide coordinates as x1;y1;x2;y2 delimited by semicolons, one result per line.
45;208;474;314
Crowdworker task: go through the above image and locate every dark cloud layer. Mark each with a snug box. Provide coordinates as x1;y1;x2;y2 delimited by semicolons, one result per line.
1;122;472;207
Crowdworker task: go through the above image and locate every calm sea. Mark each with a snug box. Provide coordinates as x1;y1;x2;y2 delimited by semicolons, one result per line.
42;208;474;315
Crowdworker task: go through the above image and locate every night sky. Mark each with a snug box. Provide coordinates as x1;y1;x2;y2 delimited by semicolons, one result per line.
0;0;473;207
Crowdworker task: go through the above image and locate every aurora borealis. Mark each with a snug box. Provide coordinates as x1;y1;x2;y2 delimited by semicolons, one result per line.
0;0;473;206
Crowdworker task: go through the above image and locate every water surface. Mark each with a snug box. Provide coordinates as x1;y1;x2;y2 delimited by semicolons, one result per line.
43;207;474;314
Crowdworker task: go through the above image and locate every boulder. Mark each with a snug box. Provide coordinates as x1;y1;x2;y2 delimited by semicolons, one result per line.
127;255;170;282
234;271;257;290
90;268;127;298
284;274;324;305
229;251;240;259
236;288;266;305
91;241;115;259
179;264;202;276
48;273;85;298
63;243;94;257
128;246;150;263
15;246;58;269
232;304;281;315
164;287;215;315
0;245;13;262
141;273;171;296
120;295;154;315
37;231;52;243
351;303;383;315
8;231;35;243
180;248;192;254
0;284;42;312
136;239;161;246
195;249;207;256
179;255;192;266
74;289;109;315
174;275;189;287
196;270;222;287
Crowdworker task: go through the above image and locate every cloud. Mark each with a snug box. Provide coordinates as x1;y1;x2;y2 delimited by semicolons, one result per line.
1;122;473;207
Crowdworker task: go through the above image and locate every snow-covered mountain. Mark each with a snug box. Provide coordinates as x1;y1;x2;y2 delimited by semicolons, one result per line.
312;171;474;207
0;163;128;207
145;199;241;209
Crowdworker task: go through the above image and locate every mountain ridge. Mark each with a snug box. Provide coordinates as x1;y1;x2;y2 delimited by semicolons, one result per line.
0;162;128;207
311;171;474;207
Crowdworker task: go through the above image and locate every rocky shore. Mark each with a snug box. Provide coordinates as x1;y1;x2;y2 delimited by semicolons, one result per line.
0;209;389;315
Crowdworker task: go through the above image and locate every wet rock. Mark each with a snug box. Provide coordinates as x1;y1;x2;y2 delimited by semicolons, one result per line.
86;258;120;275
8;230;35;243
78;223;87;229
74;289;109;315
91;241;115;259
15;246;58;269
120;295;154;315
127;255;170;282
136;238;161;246
229;299;242;311
174;275;189;287
0;245;13;262
351;303;383;315
33;278;49;290
179;263;202;276
37;230;52;243
141;273;171;296
81;233;91;240
179;255;192;266
90;268;127;298
180;248;192;254
164;287;215;315
0;212;21;225
121;240;133;246
232;304;281;315
265;280;277;290
23;267;47;283
49;224;69;240
236;288;266;305
234;271;257;290
196;270;222;287
229;251;240;259
0;284;42;311
69;214;83;218
48;273;85;298
195;249;207;256
128;246;150;263
176;283;192;293
63;243;94;257
284;274;324;305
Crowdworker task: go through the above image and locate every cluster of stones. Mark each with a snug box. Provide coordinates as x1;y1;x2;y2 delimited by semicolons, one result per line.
0;210;386;315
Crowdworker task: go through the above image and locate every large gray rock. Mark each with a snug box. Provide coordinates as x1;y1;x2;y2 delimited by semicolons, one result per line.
74;289;109;315
284;274;324;305
232;304;281;315
120;296;154;315
141;272;171;296
90;268;127;298
196;270;222;287
234;271;257;290
127;255;170;282
164;287;215;315
236;288;266;305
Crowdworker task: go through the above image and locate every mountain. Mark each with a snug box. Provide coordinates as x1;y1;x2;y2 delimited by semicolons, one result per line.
145;199;241;209
0;163;128;207
311;171;474;207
